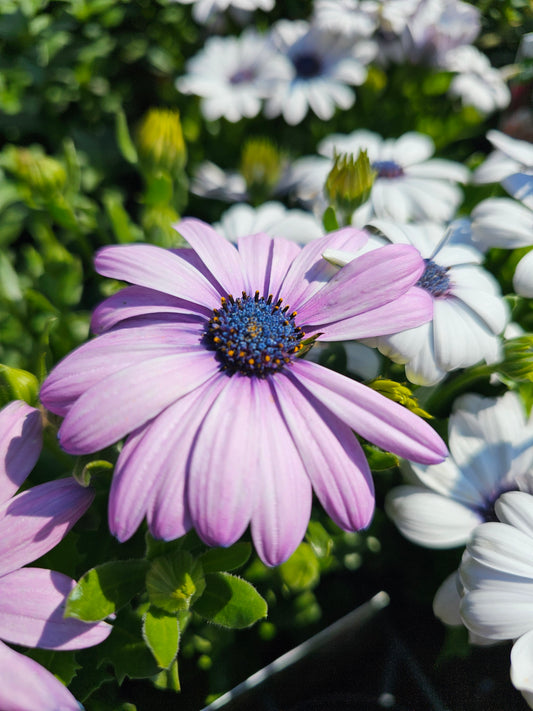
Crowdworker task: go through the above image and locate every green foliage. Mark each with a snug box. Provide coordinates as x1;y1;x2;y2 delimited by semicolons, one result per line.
194;573;268;629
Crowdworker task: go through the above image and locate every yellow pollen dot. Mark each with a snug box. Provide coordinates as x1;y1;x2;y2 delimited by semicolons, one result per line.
248;358;255;365
227;350;235;356
213;336;221;343
264;355;271;362
239;350;246;357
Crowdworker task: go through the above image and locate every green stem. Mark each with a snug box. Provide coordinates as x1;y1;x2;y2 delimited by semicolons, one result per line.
424;363;497;415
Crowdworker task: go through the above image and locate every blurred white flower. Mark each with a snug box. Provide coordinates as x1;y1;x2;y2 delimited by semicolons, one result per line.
173;0;274;25
176;28;286;122
325;219;508;384
471;191;533;298
319;129;468;223
444;45;511;115
213;201;324;243
263;20;375;125
460;490;533;708
473;130;533;189
313;0;378;37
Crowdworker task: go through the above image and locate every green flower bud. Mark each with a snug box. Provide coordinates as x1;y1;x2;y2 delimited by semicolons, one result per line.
240;137;283;203
324;150;376;222
367;377;432;419
499;336;533;382
136;108;187;176
2;145;66;195
0;365;39;407
146;551;205;614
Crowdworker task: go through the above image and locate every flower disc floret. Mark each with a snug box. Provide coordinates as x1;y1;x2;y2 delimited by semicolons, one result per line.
416;259;451;297
205;291;305;377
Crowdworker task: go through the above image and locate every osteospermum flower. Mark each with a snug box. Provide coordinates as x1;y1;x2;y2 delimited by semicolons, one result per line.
173;0;274;25
176;28;286;122
318;130;469;223
471;190;533;298
460;491;533;709
214;202;324;244
40;219;447;567
324;219;508;385
473;130;533;196
0;401;111;711
263;20;375;125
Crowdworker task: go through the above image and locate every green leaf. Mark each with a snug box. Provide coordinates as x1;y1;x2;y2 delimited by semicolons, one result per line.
362;444;399;471
66;560;149;622
0;251;22;301
306;521;334;558
152;658;180;692
115;108;138;165
199;542;252;574
24;649;80;686
322;205;339;232
72;456;113;487
194;573;267;629
103;190;143;244
142;606;180;670
0;365;39;407
279;543;320;592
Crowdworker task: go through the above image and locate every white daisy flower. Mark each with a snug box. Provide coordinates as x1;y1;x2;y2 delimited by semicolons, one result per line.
312;0;379;37
386;393;533;646
473;130;533;189
173;0;274;25
213;201;324;243
460;490;533;708
324;219;508;385
176;28;286;122
444;45;511;115
263;20;375;125
471;191;533;297
191;161;248;202
319;129;468;223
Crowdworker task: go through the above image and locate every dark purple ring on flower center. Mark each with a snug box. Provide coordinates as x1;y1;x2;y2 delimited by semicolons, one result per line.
416;259;451;298
372;160;404;179
204;291;306;377
229;68;256;85
293;52;322;78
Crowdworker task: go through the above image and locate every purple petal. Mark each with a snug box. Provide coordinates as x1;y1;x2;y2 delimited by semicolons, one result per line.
0;568;111;650
187;375;259;548
95;243;222;310
237;232;301;300
310;288;433;341
40;321;205;417
0;478;93;578
175;218;246;297
91;285;208;334
146;377;227;541
273;374;374;531
279;227;369;310
0;640;82;711
249;382;313;566
109;375;225;542
298;244;425;326
290;359;448;464
0;401;42;505
58;350;219;455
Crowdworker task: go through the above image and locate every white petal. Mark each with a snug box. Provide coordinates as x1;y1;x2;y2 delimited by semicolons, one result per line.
433;571;464;626
514;251;533;298
511;630;533;708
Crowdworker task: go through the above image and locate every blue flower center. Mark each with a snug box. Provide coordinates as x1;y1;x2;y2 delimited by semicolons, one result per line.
372;160;404;178
293;53;322;78
204;292;306;377
230;68;255;85
416;259;451;297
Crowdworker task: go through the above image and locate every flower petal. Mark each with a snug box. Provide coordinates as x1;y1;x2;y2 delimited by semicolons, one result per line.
58;351;219;455
237;232;300;300
40;321;205;417
0;479;93;578
95;243;222;310
0;568;111;650
299;244;425;326
91;285;208;334
290;359;448;464
174;218;246;296
0;401;42;505
385;486;481;548
0;639;81;711
187;375;257;547
273;373;374;531
433;571;464;626
250;380;312;566
511;630;533;707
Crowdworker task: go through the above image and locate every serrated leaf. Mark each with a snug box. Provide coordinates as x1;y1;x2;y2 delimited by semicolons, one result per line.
146;551;205;614
279;543;320;592
199;542;251;574
194;573;267;629
142;606;180;670
66;560;149;622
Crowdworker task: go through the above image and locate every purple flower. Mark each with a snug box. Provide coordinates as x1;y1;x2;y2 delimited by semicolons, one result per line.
40;220;447;566
0;401;112;711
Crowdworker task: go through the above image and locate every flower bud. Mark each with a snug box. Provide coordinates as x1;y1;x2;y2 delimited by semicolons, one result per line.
3;146;66;195
136;108;187;176
367;378;432;418
324;149;376;221
240;137;283;203
499;336;533;382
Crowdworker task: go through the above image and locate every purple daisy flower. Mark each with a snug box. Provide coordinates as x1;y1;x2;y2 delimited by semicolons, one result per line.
0;400;111;711
40;220;447;566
